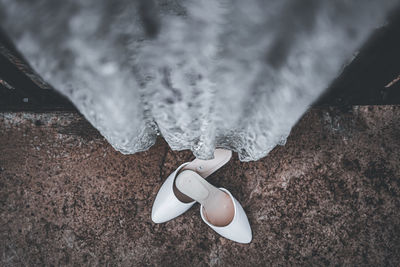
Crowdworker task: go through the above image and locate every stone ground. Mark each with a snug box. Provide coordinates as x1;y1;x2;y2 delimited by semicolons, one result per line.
0;106;400;266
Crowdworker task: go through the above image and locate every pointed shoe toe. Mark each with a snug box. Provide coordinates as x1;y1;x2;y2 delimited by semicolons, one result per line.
151;163;195;223
200;188;252;244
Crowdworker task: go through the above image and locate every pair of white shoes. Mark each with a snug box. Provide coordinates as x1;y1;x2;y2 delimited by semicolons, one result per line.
151;149;252;244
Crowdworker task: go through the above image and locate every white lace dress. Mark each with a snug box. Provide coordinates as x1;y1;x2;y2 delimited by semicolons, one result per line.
0;0;396;160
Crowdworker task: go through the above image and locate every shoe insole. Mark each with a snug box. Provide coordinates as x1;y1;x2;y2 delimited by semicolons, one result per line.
174;149;232;203
182;149;232;179
176;170;234;226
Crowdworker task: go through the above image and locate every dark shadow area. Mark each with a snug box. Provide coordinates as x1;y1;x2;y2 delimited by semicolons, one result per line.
0;28;75;112
315;7;400;106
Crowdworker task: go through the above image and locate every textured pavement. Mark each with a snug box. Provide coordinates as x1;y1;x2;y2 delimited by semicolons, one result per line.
1;106;400;266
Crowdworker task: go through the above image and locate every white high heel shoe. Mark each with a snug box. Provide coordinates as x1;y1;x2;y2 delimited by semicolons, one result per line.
151;149;232;223
176;170;252;244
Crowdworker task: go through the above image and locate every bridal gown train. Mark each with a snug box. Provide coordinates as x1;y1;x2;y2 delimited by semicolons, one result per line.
0;0;396;161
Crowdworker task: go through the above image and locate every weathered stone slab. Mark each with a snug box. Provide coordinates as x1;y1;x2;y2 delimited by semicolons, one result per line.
0;106;399;266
